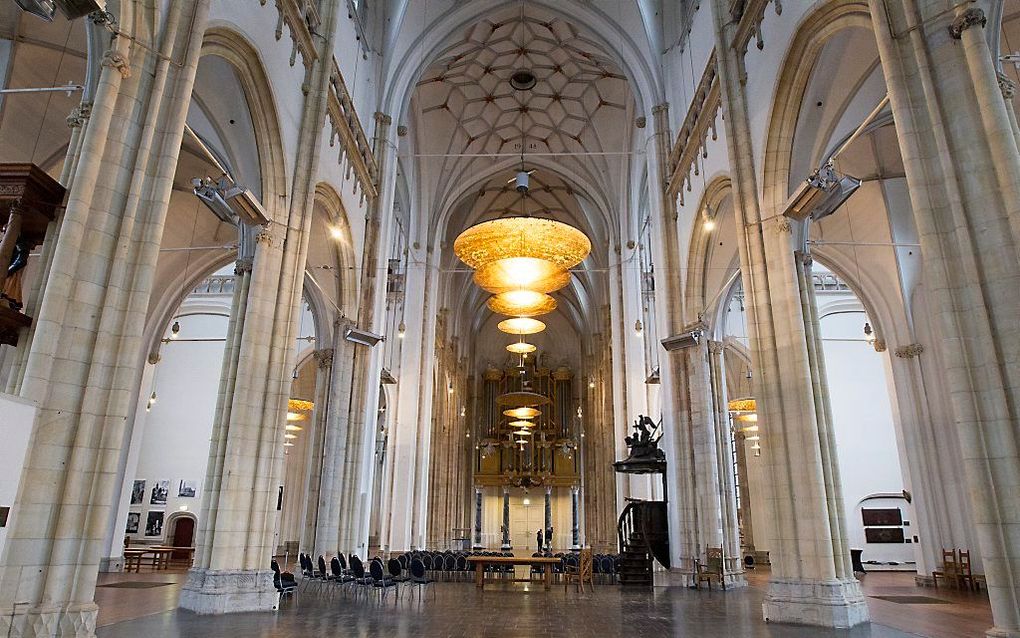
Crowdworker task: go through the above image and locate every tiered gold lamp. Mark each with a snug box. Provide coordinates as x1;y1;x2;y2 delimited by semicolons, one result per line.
454;207;591;437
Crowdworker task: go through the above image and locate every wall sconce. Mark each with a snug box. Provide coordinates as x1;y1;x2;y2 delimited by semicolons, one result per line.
634;319;643;337
170;320;180;340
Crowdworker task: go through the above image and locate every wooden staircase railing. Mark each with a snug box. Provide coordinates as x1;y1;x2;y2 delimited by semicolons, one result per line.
616;500;670;585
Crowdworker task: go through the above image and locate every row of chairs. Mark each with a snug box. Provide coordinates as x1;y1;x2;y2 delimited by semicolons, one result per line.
298;552;436;602
529;552;620;583
933;548;979;591
395;550;514;581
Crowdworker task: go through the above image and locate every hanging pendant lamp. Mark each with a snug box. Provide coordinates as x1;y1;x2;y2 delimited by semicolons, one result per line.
498;317;546;335
453;217;591;271
487;290;557;317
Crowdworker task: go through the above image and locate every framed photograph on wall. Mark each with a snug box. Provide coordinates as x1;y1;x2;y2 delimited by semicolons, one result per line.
178;480;198;498
145;511;164;537
130;480;145;505
125;512;140;534
150;480;169;505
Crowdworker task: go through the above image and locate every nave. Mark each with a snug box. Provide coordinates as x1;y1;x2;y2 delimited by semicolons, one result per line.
1;1;1019;637
90;564;993;638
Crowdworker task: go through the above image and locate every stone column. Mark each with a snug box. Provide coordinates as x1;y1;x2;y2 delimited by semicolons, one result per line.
299;348;333;554
544;486;552;551
868;4;1020;635
473;487;483;549
0;4;210;636
571;486;581;550
311;318;356;558
500;487;512;550
335;112;395;558
708;340;745;586
180;0;343;614
709;0;866;627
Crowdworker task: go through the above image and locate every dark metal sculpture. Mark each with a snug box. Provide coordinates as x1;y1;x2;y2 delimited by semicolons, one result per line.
614;415;666;474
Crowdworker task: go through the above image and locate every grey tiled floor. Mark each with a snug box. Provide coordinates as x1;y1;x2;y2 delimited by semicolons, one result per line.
96;579;920;638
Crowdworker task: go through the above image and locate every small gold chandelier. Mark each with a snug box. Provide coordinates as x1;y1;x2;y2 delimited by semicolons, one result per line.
487;290;557;317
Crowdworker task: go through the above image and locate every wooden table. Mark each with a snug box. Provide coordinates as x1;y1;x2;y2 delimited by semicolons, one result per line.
466;556;562;590
122;547;177;572
123;549;148;573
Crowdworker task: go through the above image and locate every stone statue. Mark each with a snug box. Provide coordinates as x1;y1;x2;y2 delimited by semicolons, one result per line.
1;234;28;310
623;415;665;462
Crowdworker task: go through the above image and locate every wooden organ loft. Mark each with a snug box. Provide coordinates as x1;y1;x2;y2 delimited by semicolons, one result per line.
472;356;580;489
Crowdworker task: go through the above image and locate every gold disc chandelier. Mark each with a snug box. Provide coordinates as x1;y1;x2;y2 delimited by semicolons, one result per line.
453;168;591;358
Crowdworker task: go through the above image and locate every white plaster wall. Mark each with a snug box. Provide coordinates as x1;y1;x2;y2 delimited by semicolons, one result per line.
819;310;912;565
479;487;575;552
121;313;227;544
0;393;35;558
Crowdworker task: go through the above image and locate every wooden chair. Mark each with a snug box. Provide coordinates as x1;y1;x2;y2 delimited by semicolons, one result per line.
696;547;726;590
564;548;594;593
958;549;977;591
932;548;961;589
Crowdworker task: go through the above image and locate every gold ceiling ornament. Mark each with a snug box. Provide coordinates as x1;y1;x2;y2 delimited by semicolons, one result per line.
513;428;533;436
487;290;558;317
498;317;546;335
503;406;541;419
285;423;304;432
508;419;534;428
288;398;314;412
453;216;592;270
506;341;537;354
474;257;572;294
495;391;551;407
286;412;307;422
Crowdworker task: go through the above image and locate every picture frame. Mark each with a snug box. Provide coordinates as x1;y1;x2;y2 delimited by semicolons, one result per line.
125;512;140;534
144;511;164;537
130;480;145;505
178;480;198;498
150;480;169;506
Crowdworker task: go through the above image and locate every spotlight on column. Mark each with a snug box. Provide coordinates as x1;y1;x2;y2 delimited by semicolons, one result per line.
783;161;861;222
15;0;106;20
660;329;702;352
192;176;270;227
344;327;384;347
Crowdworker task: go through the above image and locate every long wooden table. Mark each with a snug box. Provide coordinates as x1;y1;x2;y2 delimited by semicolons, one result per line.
466;555;562;590
122;547;182;572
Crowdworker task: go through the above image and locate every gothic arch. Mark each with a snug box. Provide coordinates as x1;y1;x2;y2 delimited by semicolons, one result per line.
759;0;873;216
199;27;289;223
683;174;734;327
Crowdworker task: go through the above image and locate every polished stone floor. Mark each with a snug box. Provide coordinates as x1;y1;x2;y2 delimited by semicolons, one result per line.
93;568;994;638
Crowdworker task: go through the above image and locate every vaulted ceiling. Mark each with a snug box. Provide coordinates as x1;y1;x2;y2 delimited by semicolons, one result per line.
412;5;637;353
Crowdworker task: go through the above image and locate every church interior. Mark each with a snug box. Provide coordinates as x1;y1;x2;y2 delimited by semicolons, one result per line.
0;0;1018;636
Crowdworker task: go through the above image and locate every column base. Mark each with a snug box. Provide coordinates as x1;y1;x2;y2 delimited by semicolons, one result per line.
178;568;279;614
500;544;512;550
0;603;98;638
98;556;124;573
985;628;1020;638
472;544;484;550
763;577;869;628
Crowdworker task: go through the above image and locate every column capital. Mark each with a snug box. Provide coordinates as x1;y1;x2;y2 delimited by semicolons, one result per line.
66;102;92;128
708;340;725;355
998;73;1017;100
948;8;986;39
234;256;254;275
894;343;924;359
101;49;131;78
313;348;334;369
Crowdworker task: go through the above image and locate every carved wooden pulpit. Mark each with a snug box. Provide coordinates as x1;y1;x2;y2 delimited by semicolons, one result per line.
0;163;65;346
